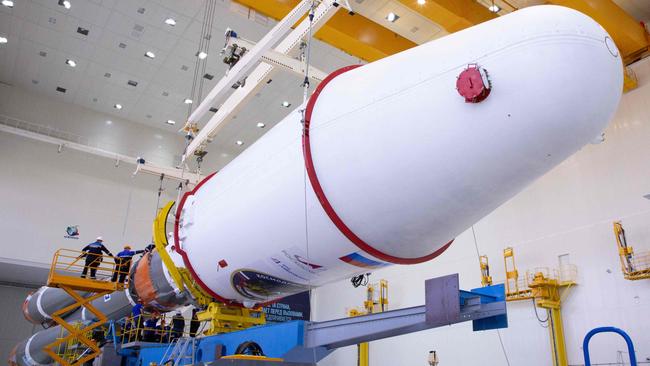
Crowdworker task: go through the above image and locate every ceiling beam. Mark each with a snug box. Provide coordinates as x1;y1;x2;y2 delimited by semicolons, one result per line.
397;0;497;33
233;0;417;62
546;0;649;64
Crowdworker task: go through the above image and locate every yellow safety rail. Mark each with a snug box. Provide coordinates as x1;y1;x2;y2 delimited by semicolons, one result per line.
48;249;128;292
45;249;126;366
503;247;533;301
613;221;650;280
196;302;266;336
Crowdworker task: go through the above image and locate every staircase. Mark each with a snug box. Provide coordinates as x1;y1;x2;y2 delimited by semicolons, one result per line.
160;337;195;366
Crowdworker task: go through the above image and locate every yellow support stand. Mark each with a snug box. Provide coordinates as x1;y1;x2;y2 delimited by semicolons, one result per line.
44;249;126;366
196;302;266;336
613;221;650;280
348;279;388;366
528;269;575;366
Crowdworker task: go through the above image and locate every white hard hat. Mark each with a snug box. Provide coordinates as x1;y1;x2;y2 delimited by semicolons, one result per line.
96;236;103;241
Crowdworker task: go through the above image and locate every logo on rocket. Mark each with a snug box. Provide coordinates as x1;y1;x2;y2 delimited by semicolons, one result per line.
294;255;323;270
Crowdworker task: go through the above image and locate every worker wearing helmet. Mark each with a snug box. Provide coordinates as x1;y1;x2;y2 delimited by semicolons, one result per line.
111;245;144;283
80;236;113;279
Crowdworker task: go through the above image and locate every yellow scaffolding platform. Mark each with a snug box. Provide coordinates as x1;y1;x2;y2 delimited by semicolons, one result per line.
45;249;127;366
613;221;650;280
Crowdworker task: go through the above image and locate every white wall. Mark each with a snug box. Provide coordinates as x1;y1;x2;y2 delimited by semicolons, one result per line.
312;58;650;366
0;85;182;265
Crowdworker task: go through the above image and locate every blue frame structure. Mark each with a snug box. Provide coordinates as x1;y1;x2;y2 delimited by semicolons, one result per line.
583;327;637;366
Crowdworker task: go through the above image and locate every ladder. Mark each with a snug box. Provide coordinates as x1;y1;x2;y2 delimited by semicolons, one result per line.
160;337;195;366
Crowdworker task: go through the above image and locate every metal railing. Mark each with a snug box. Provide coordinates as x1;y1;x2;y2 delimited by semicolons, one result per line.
48;249;130;291
120;314;202;344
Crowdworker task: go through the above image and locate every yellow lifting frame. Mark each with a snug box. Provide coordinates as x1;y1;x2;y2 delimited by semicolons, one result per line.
153;201;266;335
152;201;214;307
503;247;533;301
479;255;493;287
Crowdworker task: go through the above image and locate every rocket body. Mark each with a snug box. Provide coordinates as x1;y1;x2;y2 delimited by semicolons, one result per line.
176;6;622;305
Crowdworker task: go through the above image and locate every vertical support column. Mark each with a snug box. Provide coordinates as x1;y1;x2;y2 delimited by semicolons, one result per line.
547;308;568;366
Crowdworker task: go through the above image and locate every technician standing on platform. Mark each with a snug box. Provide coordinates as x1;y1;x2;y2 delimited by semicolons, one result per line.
80;236;113;279
112;245;144;283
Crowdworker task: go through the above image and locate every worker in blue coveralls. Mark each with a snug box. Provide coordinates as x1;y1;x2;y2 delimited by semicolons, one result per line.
80;236;113;279
111;245;144;283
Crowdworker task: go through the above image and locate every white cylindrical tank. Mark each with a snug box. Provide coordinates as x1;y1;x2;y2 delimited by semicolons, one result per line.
175;5;622;306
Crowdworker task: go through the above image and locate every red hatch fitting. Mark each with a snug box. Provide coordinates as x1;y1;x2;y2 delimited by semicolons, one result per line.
456;64;491;103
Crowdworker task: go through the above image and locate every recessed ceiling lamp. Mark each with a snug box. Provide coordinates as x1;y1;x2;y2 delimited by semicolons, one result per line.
1;0;14;8
114;103;123;110
281;101;291;108
65;59;76;67
58;0;71;9
417;0;426;4
386;12;399;22
0;36;7;44
235;140;244;146
106;120;113;125
197;51;208;60
256;122;265;128
183;98;193;104
166;120;176;125
164;17;176;26
488;4;501;12
144;51;156;59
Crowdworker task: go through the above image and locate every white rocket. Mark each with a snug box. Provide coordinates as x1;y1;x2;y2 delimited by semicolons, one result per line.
12;5;623;365
175;6;622;306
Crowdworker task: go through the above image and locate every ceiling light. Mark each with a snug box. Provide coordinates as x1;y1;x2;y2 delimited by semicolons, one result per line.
106;120;113;125
256;122;265;128
488;4;501;12
1;0;14;8
183;98;193;104
58;0;71;9
65;59;76;67
166;120;176;125
114;103;123;110
0;36;7;44
417;0;426;4
164;17;176;26
197;51;207;60
144;51;155;59
235;140;244;146
386;12;399;22
281;101;291;108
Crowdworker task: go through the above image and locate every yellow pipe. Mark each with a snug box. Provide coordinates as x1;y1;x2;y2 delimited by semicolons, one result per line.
397;0;497;33
233;0;416;62
358;342;369;366
546;0;649;64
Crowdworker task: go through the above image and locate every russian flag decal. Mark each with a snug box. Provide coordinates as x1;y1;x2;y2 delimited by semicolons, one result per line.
340;252;388;269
